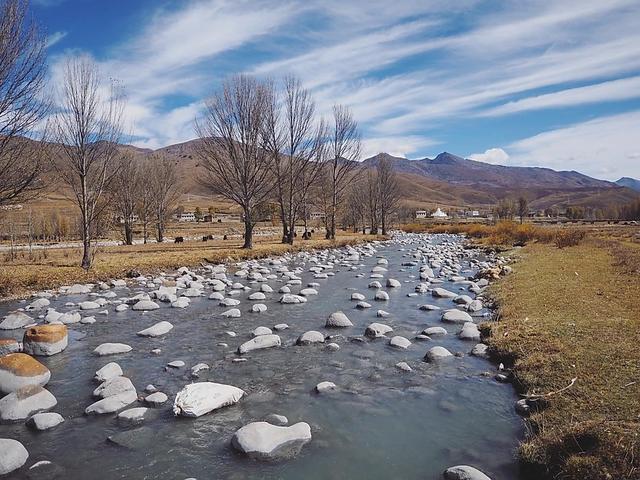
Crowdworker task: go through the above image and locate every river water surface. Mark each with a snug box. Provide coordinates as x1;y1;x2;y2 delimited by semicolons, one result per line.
0;234;523;479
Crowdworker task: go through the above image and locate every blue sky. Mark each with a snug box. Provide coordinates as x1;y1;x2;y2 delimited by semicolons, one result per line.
34;0;640;180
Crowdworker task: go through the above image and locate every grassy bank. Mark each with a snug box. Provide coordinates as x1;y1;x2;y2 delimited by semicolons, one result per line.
484;239;640;479
0;233;377;299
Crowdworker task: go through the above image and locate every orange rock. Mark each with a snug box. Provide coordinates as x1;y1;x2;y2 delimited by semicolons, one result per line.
0;353;49;377
23;324;68;344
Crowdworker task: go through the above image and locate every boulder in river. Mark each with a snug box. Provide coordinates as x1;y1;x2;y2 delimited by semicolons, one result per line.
0;353;51;394
443;465;492;480
173;382;245;417
423;326;447;336
325;311;353;328
0;385;57;421
0;311;33;330
136;321;173;337
458;322;480;341
441;309;473;324
93;343;132;356
0;438;29;475
0;339;21;356
94;362;123;382
132;300;160;311
388;336;411;349
432;288;457;298
386;278;401;288
85;390;137;415
231;421;312;461
93;376;136;399
315;381;336;393
296;331;325;345
424;346;454;362
117;407;149;425
22;324;68;356
364;323;393;338
26;411;64;431
238;335;281;354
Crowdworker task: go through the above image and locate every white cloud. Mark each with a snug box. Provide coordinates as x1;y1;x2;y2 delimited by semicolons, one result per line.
469;148;510;165
506;111;640;180
481;76;640;117
45;31;67;48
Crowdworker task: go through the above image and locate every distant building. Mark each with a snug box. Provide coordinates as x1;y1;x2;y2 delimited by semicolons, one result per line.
464;210;480;217
415;210;428;219
431;208;448;218
309;211;325;220
175;212;196;222
116;214;139;224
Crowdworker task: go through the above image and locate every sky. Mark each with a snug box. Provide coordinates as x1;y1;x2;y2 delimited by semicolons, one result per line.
33;0;640;180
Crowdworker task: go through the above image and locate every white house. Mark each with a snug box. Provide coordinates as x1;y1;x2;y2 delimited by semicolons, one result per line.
415;210;427;219
431;208;448;218
175;212;196;222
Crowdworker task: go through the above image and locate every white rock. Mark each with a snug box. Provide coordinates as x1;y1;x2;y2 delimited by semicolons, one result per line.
94;362;123;382
458;322;480;341
78;301;100;310
115;304;129;312
117;407;148;425
221;308;241;318
252;326;272;337
395;361;412;372
248;292;266;301
273;323;289;331
432;287;457;298
386;278;401;288
145;392;168;407
423;326;447;336
374;291;389;301
424;346;453;362
443;465;492;480
190;363;210;377
231;421;312;460
0;438;29;475
0;311;33;330
93;343;132;356
85;390;137;414
171;298;190;309
0;386;57;421
296;331;325;345
364;323;393;338
137;321;174;337
389;336;411;349
173;382;245;417
132;300;160;311
471;343;489;358
26;412;64;431
238;335;281;354
251;303;267;313
279;294;307;304
167;360;185;368
325;311;353;328
350;292;365;301
442;309;473;324
315;381;336;393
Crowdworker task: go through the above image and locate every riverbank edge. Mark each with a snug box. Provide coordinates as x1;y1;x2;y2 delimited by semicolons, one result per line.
1;235;386;303
478;238;640;480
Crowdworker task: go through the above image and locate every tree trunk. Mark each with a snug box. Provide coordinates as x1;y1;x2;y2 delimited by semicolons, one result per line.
157;221;164;243
81;222;91;270
124;222;133;245
381;214;387;236
243;219;253;249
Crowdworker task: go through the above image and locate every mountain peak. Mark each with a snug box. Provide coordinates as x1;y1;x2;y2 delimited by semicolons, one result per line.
431;152;463;164
615;177;640;192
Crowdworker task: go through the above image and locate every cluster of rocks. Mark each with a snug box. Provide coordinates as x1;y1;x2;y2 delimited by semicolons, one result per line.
0;232;514;477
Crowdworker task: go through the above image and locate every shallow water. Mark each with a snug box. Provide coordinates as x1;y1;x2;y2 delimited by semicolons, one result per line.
0;235;523;479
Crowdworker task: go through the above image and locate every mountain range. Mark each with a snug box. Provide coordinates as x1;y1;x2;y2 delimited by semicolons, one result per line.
17;136;640;214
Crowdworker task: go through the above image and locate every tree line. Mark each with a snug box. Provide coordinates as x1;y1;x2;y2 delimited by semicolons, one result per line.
0;1;402;269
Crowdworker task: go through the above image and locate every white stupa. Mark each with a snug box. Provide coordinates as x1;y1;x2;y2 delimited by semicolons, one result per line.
431;207;448;218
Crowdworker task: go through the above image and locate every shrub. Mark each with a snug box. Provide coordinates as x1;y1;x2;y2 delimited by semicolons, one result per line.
554;229;586;248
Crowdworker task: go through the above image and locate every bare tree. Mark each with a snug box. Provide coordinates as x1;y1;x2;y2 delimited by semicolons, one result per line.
137;158;154;243
195;75;275;249
51;56;125;269
148;154;181;242
366;167;379;234
377;157;401;235
263;76;326;244
517;196;529;224
109;154;141;245
0;0;49;206
326;104;360;239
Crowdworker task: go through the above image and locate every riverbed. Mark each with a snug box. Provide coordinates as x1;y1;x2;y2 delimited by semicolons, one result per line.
0;233;523;479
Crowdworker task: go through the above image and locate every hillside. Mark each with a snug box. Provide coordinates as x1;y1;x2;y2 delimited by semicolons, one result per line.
363;152;638;211
615;177;640;192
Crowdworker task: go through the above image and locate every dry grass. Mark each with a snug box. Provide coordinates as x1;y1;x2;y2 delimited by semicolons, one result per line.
484;239;640;479
0;232;378;299
402;221;588;248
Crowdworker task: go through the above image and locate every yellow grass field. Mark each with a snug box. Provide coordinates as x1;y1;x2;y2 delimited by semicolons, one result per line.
485;239;640;479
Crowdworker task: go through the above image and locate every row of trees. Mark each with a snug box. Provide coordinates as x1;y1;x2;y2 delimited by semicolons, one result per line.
0;1;401;269
194;75;365;248
342;157;400;235
494;197;529;223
